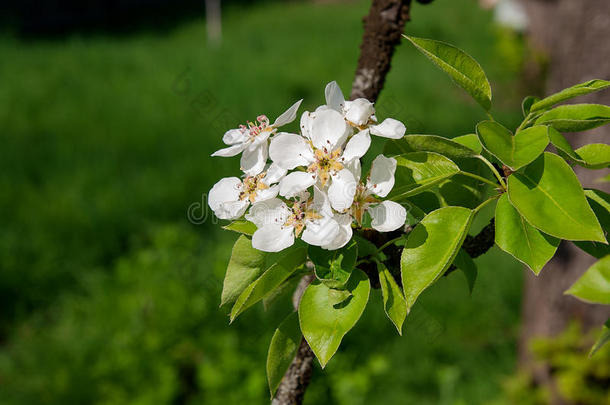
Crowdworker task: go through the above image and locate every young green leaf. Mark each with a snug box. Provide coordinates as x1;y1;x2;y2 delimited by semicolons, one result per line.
221;235;268;307
535;104;610;132
389;152;460;200
403;35;492;110
452;249;478;294
565;255;610;305
574;144;610;169
507;153;606;242
384;135;479;160
495;194;559;275
377;261;407;335
401;207;474;311
476;121;549;170
222;219;258;235
230;247;307;322
529;79;610;113
589;319;610;358
574;189;610;259
267;312;301;397
299;269;370;368
522;95;540;116
452;134;483;154
309;240;358;289
548;126;586;165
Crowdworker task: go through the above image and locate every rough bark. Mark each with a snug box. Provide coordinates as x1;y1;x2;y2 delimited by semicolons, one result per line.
519;1;610;403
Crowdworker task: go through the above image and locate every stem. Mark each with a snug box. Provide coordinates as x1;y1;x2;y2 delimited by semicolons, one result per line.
515;113;532;133
477;155;507;190
474;194;501;214
458;171;502;189
377;235;406;253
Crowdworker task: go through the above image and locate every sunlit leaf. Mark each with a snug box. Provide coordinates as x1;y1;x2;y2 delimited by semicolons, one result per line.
377;261;407;335
565;255;610;305
452;134;483;154
535;104;610;132
309;240;358;289
267;312;301;397
384;134;479;159
530;79;610;113
574;144;610;169
574;189;610;259
222;219;258;235
390;152;460;200
589;319;610;358
221;235;267;306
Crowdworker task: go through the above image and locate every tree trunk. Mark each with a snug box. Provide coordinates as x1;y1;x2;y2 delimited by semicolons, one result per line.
519;1;610;403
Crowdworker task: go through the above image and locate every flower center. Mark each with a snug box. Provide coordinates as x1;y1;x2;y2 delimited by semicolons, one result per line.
283;200;323;237
239;173;269;203
350;183;380;225
307;147;344;186
240;115;272;142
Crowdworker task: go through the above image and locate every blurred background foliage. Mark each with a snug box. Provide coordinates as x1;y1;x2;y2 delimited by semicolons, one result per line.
0;0;585;403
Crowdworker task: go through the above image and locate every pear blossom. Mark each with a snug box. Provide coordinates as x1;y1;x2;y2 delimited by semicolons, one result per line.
270;109;371;211
211;99;302;175
245;186;340;252
207;163;286;220
324;81;406;139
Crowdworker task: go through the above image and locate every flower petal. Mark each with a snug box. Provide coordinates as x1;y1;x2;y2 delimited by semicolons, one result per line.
240;143;268;176
299;111;314;140
343;98;375;126
245;198;290;228
322;213;353;250
345;158;362;183
211;143;246;157
208;177;242;210
252;225;295;252
301;215;340;247
328;168;357;212
367;155;397;197
269;133;314;170
254;184;279;203
310;109;350;150
325;81;346;112
369;200;407;232
312;184;332;216
369;118;406;139
279;171;317;198
262;163;287;185
341;129;371;162
222;128;246;145
273;99;303;128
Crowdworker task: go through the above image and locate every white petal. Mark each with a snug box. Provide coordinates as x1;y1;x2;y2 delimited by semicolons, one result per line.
245;198;290;228
252;225;295;252
222;128;246;145
211;143;246;157
310;109;350;151
269;133;314;170
345;158;362;183
250;129;273;148
299;111;314;140
369;201;407;232
341;129;371;162
279;171;317;198
273;99;303;127
325;81;346;112
343;98;375;126
208;177;242;211
220;200;249;220
241;143;268;176
262;163;287;185
312;184;332;216
328;168;357;212
367;155;397;197
301;215;340;247
254;184;279;203
369;118;406;139
322;213;353;250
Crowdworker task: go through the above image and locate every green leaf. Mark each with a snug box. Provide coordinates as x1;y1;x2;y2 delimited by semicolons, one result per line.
389;152;460;200
384;134;479;159
507;152;606;242
299;269;370;368
530;79;610;113
377;261;407;335
535;104;610;132
548;126;586;165
309;240;358;289
453;134;483;154
476;121;549;170
267;312;301;397
522;95;540;116
222;219;257;235
403;35;492;110
495;194;559;275
589;319;610;358
565;255;610;305
221;235;268;307
574;144;610;169
230;247;307;322
452;249;478;294
574;189;610;258
401;207;474;311
353;235;378;258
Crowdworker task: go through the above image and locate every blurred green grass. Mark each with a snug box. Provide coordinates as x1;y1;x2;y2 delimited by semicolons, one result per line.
0;0;525;403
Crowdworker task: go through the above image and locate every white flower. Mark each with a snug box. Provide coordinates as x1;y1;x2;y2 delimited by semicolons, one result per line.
323;155;407;249
207;163;286;220
246;186;340;252
324;81;406;139
211;99;302;176
270;109;371;211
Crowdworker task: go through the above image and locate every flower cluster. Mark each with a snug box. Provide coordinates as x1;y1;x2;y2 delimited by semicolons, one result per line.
208;81;408;252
